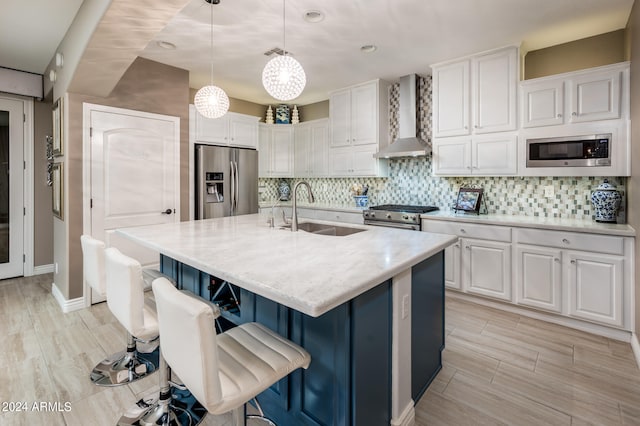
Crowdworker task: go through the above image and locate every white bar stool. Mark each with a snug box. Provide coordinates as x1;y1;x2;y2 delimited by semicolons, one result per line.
147;277;311;426
81;235;160;386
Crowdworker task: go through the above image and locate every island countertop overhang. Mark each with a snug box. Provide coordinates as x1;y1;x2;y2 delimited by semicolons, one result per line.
116;214;457;317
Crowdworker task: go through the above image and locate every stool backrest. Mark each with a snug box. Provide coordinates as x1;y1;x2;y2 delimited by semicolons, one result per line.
152;277;223;410
80;235;106;297
105;247;148;337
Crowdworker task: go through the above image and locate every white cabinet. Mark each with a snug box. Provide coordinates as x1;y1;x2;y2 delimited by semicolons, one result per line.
328;80;390;177
515;245;563;313
432;46;518;138
294;119;329;177
330;80;386;147
520;62;626;128
259;124;293;178
462;238;512;301
194;110;259;148
444;243;461;290
329;144;388;177
433;134;517;176
568;251;624;327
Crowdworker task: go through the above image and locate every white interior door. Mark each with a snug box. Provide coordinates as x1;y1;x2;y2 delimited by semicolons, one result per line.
0;98;24;279
88;105;179;303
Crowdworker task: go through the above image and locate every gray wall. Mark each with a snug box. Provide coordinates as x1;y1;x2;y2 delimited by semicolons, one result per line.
33;101;53;267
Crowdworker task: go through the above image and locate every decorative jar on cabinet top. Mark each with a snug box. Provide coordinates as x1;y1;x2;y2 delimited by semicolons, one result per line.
590;179;621;223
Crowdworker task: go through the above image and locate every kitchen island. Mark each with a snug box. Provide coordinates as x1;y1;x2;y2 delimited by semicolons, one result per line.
117;214;456;426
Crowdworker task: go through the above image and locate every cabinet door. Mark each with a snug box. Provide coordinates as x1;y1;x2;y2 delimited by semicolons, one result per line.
330;89;351;147
462;238;512;301
329;147;352;176
433;60;470;137
195;114;229;145
444;242;461;290
310;122;329;176
521;79;565;128
472;48;517;133
516;245;562;313
472;134;517;175
569;70;621;123
229;115;257;148
270;127;294;177
350;82;378;145
568;251;623;327
294;124;311;176
432;137;471;175
351;144;380;176
258;125;271;177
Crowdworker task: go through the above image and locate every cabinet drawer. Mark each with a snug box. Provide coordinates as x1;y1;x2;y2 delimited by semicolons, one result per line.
422;220;511;242
515;229;624;255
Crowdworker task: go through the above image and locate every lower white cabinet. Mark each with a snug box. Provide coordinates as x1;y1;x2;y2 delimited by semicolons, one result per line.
462;238;512;301
567;251;624;327
516;245;563;312
424;218;633;332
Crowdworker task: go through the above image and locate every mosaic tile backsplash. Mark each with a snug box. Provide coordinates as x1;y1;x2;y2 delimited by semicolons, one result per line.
260;74;627;222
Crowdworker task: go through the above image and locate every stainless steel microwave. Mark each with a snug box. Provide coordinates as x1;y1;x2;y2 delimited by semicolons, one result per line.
526;134;611;167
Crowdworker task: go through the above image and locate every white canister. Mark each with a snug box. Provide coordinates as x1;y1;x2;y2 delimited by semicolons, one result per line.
590;179;622;223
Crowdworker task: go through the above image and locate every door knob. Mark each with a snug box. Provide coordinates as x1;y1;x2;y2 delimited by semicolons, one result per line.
162;209;173;215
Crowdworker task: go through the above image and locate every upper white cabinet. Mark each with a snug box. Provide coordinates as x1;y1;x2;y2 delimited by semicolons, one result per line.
328;80;390;177
194;110;259;149
294;119;329;177
433;134;517;176
520;62;627;128
259;124;293;178
432;46;518;138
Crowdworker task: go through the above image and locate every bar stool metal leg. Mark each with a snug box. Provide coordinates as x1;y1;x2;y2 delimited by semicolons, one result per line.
118;351;206;426
90;332;159;386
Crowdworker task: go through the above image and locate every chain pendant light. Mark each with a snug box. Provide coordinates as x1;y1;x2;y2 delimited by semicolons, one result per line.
195;0;229;118
262;0;306;101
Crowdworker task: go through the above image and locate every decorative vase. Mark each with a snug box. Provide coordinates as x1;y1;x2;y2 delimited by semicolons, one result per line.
291;105;300;124
265;105;274;124
278;181;291;201
590;179;622;223
354;195;368;208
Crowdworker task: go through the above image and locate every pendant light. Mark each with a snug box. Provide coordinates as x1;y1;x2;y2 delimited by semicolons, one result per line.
195;0;229;118
262;0;306;101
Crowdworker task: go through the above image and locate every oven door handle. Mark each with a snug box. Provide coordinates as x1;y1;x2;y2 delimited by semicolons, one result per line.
364;220;420;231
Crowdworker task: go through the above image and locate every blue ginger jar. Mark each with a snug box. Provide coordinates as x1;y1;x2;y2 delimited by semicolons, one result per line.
590;179;621;223
278;181;291;201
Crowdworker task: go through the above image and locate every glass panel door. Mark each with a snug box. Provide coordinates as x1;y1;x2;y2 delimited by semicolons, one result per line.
0;98;24;278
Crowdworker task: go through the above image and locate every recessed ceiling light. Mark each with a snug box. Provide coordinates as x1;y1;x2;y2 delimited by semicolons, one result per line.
360;45;377;53
157;40;177;50
303;10;324;23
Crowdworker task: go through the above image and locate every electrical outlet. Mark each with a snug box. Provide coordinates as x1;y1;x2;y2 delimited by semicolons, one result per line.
544;186;555;198
401;294;410;319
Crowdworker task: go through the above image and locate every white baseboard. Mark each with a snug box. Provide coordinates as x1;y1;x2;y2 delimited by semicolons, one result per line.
391;401;415;426
52;282;85;313
631;333;640;369
33;264;54;275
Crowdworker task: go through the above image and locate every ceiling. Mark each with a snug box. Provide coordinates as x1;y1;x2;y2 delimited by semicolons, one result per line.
0;0;635;105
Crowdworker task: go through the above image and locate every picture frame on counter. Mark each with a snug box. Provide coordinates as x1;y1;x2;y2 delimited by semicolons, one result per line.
454;187;483;214
52;97;63;156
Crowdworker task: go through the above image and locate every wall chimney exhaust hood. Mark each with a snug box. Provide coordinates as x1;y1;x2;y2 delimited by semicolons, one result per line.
374;74;431;158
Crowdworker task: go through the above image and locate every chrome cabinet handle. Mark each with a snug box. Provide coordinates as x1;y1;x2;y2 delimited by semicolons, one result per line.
562;238;570;244
454;244;460;248
570;260;576;264
554;258;560;263
465;246;471;250
572;112;577;116
557;113;562;118
161;209;173;215
460;229;466;233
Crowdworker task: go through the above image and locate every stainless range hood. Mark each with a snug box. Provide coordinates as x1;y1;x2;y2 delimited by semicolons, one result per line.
374;74;431;158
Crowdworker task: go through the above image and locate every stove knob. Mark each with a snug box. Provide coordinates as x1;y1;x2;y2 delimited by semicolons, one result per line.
363;212;368;218
411;215;417;221
370;212;375;218
386;213;392;219
402;214;409;220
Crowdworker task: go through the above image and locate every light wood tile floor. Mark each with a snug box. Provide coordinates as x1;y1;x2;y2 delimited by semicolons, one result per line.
2;275;640;425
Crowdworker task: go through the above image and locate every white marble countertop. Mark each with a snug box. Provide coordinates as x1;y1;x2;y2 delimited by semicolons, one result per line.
421;211;636;237
117;214;457;317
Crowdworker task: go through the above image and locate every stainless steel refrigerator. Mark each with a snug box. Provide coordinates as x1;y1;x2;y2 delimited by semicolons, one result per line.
195;144;259;219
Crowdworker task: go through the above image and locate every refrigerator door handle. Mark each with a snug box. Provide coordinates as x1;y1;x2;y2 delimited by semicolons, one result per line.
230;160;236;215
234;161;240;212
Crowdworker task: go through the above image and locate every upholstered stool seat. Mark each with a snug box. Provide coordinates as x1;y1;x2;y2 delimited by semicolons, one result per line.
150;277;311;426
81;234;160;386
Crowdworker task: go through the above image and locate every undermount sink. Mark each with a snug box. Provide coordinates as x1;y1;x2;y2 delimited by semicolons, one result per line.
283;222;367;236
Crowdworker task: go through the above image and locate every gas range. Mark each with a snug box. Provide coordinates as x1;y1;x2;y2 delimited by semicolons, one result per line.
363;204;439;231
